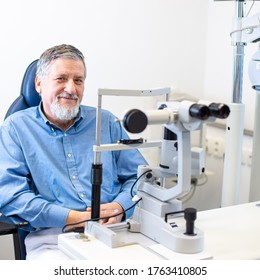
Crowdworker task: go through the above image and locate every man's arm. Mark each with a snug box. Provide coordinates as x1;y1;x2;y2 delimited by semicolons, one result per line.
0;121;70;229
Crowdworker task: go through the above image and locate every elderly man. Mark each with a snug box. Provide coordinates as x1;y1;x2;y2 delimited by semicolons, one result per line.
0;44;146;259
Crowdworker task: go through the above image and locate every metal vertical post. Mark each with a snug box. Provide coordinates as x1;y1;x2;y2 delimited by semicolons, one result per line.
232;1;245;103
222;0;246;206
91;93;103;220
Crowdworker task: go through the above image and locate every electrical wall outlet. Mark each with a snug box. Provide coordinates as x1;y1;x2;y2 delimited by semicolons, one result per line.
242;149;252;166
205;136;214;155
212;137;224;158
247;150;253;166
205;136;224;158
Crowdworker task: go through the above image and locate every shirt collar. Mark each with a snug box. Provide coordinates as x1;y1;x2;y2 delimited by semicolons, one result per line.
37;102;84;131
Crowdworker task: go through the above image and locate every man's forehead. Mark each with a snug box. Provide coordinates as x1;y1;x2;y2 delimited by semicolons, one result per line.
48;58;85;76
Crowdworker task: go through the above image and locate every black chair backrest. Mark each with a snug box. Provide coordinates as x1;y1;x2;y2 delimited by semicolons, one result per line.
5;59;41;119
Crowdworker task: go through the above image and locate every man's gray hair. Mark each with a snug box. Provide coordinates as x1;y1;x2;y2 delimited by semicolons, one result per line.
36;44;86;78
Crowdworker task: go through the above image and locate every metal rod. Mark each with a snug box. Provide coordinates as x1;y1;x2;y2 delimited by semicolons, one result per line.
232;0;246;103
91;92;103;220
232;44;245;103
107;222;130;231
94;93;102;164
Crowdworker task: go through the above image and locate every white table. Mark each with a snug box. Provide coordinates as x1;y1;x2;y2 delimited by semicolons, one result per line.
58;201;260;260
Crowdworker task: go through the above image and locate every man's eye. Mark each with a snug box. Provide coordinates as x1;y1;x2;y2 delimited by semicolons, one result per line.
57;77;66;81
75;79;84;85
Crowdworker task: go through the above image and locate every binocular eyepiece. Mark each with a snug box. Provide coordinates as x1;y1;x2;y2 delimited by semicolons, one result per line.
189;102;230;120
207;103;230;119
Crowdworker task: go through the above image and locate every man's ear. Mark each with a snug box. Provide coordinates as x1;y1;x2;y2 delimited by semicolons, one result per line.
35;76;42;95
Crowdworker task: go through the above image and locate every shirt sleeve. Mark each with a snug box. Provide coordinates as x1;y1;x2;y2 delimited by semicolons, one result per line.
0;120;70;229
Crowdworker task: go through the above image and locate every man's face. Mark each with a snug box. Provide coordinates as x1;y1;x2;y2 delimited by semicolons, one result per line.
35;58;85;124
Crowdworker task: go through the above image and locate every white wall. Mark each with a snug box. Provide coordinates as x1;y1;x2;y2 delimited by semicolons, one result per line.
0;0;208;124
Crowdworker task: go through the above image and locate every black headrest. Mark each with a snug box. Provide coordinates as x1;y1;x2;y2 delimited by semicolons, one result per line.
20;59;41;107
4;60;41;119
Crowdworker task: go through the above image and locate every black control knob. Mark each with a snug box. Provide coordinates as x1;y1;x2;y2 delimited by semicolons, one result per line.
189;104;210;120
123;109;148;133
184;208;197;236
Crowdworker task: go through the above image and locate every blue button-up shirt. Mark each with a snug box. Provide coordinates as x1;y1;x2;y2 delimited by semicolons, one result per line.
0;104;146;229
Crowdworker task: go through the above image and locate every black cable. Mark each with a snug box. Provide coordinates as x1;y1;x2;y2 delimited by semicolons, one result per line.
62;169;151;233
130;169;152;198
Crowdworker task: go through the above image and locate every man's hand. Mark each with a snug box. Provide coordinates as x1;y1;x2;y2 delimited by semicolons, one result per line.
87;201;124;225
65;210;91;229
99;202;124;224
65;202;124;230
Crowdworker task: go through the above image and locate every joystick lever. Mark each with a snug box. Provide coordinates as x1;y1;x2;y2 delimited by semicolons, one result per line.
184;208;197;236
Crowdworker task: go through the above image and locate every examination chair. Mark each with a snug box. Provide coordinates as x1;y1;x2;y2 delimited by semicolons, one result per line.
0;59;40;260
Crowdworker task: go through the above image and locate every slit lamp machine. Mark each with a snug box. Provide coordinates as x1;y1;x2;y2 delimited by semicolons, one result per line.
87;87;230;256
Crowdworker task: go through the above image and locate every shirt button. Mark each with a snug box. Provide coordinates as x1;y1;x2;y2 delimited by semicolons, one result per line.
67;153;72;158
72;175;77;180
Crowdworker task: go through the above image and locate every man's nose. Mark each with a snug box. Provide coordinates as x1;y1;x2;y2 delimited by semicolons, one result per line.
65;79;77;94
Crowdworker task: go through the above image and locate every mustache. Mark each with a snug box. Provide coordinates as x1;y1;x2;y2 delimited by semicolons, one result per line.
57;93;78;100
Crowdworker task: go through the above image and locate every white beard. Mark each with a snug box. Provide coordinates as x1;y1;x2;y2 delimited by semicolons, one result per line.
51;93;80;121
